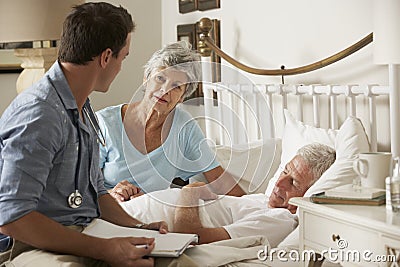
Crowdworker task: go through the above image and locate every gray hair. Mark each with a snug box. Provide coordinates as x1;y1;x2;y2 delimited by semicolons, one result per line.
297;143;336;184
143;41;201;99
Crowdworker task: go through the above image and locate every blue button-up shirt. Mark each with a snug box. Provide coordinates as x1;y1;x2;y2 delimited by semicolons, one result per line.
0;61;107;226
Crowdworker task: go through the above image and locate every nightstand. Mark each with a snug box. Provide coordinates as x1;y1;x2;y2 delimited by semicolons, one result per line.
289;197;400;267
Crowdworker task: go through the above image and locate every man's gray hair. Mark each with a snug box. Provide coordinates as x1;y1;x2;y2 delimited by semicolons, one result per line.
143;41;201;99
297;143;336;183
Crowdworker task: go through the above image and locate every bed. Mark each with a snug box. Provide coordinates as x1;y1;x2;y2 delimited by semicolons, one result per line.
120;16;397;266
184;18;396;266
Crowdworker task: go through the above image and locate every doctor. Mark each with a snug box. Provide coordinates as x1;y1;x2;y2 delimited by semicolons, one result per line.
0;2;166;267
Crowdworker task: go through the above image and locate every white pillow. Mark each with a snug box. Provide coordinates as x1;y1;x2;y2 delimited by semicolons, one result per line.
304;115;370;196
265;109;337;197
215;139;281;194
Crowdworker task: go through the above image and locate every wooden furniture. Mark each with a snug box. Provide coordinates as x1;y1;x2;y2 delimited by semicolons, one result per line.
290;197;400;267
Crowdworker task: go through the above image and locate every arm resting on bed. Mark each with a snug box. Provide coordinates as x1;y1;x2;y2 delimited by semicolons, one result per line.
174;182;231;244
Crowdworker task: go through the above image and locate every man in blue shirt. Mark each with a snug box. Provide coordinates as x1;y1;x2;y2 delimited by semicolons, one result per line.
0;2;166;266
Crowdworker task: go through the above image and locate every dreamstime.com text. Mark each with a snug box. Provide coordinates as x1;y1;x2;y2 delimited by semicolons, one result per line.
257;245;397;263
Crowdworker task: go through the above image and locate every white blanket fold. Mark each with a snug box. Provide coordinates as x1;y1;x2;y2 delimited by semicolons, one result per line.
184;235;268;266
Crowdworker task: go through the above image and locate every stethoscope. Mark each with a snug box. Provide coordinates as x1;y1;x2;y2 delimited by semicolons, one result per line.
68;99;106;209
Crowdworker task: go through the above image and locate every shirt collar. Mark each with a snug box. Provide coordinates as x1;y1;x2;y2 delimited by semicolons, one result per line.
46;61;82;111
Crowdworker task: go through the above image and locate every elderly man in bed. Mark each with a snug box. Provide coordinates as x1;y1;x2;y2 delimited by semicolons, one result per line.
120;142;336;248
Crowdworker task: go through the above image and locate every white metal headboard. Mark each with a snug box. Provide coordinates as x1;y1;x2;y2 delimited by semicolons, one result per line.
202;82;390;153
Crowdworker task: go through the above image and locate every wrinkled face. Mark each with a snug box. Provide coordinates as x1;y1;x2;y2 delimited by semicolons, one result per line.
96;33;131;93
268;155;314;214
144;67;188;114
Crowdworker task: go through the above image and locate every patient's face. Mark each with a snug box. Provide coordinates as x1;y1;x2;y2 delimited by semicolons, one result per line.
268;155;314;214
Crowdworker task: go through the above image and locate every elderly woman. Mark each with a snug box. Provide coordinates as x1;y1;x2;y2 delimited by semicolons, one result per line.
96;41;245;201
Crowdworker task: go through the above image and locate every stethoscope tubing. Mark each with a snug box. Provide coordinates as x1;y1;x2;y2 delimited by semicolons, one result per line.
70;100;106;208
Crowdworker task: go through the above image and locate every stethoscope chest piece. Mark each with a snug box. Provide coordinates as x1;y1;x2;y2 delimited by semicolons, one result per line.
68;190;83;209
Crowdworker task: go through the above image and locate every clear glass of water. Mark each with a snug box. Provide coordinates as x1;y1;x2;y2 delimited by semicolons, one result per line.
391;176;400;212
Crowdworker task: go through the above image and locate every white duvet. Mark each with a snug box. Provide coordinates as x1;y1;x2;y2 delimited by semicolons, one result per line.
120;188;297;248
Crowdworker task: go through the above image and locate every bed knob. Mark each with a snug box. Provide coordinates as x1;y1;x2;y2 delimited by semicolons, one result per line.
332;234;341;241
198;18;213;34
198;18;213;57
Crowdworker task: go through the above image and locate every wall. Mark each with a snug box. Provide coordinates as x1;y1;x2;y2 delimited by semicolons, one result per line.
0;1;393;149
162;0;393;150
163;0;387;84
89;0;162;111
0;74;18;113
1;0;388;112
0;0;162;114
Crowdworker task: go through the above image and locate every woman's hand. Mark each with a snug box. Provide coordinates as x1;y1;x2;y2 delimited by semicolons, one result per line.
110;180;144;202
140;221;169;234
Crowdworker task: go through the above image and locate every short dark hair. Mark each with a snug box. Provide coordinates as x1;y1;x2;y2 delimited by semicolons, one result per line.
58;2;135;64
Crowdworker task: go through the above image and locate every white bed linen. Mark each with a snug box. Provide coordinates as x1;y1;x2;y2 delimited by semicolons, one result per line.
184;235;267;266
120;188;297;248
